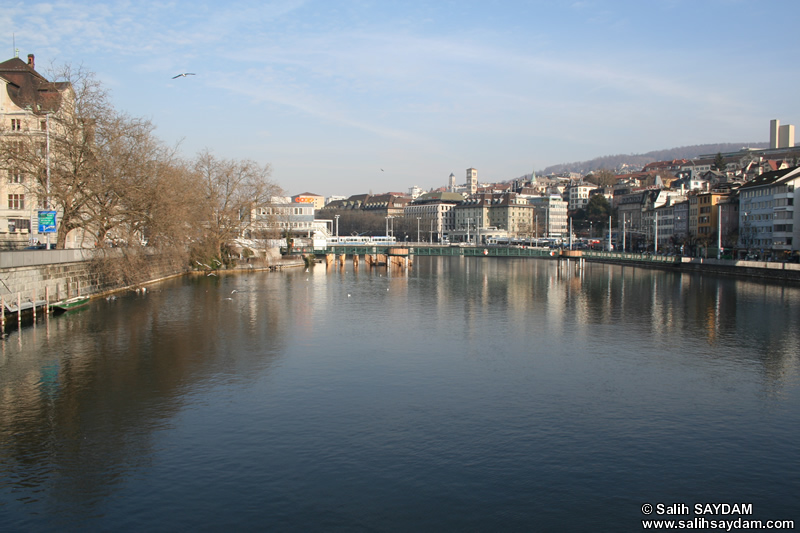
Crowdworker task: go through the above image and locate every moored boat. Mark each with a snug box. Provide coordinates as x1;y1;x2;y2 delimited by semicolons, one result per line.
52;296;90;314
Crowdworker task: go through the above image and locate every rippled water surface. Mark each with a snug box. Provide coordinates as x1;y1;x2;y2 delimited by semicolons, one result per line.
1;257;799;531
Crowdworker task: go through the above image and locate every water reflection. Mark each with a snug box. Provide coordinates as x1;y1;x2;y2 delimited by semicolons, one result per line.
0;274;291;524
0;257;798;530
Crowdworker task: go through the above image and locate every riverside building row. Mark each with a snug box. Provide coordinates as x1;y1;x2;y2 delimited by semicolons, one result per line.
1;52;798;259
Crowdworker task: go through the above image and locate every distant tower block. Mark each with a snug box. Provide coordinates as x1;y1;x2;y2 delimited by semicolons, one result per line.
449;173;456;192
779;124;795;148
770;119;780;149
466;168;477;195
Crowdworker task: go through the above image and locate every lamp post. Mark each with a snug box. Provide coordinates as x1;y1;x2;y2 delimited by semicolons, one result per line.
654;211;658;255
742;211;749;258
334;214;339;239
623;214;627;253
717;203;722;260
45;112;51;249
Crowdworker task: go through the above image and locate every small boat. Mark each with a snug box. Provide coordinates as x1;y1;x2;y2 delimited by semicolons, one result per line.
52;296;90;314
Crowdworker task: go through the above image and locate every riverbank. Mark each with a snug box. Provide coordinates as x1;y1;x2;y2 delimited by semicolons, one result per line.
580;251;800;282
0;248;306;319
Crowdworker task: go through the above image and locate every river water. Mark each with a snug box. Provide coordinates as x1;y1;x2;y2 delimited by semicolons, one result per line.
1;257;798;531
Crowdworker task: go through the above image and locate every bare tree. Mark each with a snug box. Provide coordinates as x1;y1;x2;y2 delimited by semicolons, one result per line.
193;149;281;260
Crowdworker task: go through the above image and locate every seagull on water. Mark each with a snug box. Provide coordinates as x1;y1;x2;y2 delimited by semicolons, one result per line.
172;73;196;79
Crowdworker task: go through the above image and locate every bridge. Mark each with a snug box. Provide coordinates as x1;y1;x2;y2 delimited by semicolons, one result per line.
278;244;800;281
281;244;558;259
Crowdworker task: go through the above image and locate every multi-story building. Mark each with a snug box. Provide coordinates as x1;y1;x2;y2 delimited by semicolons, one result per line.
695;190;730;246
453;193;492;242
486;193;535;238
0;53;70;248
403;191;463;242
654;202;675;251
530;196;568;239
466;168;478;196
672;200;690;248
362;194;410;216
738;166;800;259
248;197;324;238
291;192;325;211
566;181;594;211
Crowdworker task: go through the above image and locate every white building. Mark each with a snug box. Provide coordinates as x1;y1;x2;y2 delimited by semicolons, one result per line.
566;182;594;211
530;196;568;239
738;166;800;258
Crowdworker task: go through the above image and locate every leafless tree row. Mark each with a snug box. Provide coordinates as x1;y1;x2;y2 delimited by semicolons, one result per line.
1;65;281;264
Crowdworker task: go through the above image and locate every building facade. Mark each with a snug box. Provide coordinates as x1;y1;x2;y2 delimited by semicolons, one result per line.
403;191;463;242
530;196;568;239
738;166;800;259
0;54;70;248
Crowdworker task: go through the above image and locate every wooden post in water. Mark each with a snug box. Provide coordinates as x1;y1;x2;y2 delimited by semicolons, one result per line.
1;297;4;330
17;293;21;327
45;286;49;315
32;290;36;321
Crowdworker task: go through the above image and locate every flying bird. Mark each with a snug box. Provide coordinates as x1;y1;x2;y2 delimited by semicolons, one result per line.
172;73;196;79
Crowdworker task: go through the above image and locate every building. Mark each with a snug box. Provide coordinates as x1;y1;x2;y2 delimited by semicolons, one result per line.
452;193;492;242
771;119;796;149
737;166;800;259
362;194;410;216
403;191;463;242
486;193;535;238
530;196;568;239
566;181;594;211
291;192;325;210
693;190;730;253
672;200;690;248
408;185;424;199
0;53;70;248
247;197;324;238
466;168;478;196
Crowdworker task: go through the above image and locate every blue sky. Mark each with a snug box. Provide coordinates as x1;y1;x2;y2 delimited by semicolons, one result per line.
4;1;799;197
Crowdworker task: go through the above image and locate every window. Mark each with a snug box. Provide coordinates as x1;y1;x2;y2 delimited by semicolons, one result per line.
7;218;30;232
8;169;23;184
41;120;47;131
8;194;25;210
11;119;21;131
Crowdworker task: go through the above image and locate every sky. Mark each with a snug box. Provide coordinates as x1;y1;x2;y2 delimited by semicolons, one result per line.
4;0;800;197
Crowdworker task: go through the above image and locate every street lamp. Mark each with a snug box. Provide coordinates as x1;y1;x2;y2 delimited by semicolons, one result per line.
654;211;658;255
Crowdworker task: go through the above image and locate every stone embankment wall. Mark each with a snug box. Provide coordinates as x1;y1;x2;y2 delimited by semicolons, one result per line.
0;249;188;304
0;248;304;306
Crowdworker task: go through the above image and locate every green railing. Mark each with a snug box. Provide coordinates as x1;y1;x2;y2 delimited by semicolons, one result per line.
583;250;680;264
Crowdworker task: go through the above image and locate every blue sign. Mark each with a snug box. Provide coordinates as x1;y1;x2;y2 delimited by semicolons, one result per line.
38;210;57;233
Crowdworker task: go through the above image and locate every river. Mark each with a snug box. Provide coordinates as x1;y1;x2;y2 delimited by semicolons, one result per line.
1;256;798;531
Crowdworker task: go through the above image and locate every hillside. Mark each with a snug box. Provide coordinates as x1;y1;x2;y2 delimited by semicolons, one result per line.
538;142;769;176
